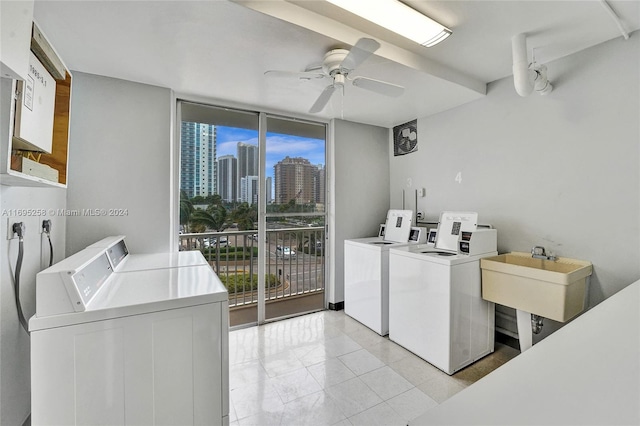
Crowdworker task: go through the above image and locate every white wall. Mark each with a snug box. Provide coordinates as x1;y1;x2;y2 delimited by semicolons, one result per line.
66;72;173;255
0;187;66;426
0;75;67;426
390;35;640;337
329;119;390;305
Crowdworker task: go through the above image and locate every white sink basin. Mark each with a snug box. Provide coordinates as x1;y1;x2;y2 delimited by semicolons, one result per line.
480;252;592;322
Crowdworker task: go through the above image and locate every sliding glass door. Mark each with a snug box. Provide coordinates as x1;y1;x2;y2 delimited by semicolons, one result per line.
178;101;326;327
262;115;326;322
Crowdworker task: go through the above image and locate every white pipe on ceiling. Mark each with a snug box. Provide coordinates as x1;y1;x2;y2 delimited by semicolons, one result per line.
511;33;553;97
599;0;630;40
512;33;535;97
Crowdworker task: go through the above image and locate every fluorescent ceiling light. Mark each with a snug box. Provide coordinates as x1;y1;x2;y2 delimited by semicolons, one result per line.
325;0;452;47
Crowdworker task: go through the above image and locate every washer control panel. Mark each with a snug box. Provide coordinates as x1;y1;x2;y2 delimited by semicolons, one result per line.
459;229;497;255
69;253;113;310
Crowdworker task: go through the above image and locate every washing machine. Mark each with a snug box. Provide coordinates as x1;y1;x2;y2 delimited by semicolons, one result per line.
344;209;426;335
30;241;229;425
388;226;497;375
88;235;208;272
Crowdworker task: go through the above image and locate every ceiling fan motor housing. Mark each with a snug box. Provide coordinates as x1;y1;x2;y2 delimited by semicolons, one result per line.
323;49;352;75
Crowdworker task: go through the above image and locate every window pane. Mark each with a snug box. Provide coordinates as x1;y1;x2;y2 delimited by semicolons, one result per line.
264;115;326;322
266;116;326;215
179;102;326;326
179;101;260;328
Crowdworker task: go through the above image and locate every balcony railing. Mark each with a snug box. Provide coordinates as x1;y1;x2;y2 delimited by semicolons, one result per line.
179;227;325;311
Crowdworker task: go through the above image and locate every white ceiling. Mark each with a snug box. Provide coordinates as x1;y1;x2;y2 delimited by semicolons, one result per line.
33;0;639;128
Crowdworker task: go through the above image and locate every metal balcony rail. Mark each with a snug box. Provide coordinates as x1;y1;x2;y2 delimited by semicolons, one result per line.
179;227;325;308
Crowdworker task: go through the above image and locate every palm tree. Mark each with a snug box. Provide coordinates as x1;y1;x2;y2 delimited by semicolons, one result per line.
231;202;257;231
206;204;228;231
190;208;226;231
205;193;223;206
179;191;194;231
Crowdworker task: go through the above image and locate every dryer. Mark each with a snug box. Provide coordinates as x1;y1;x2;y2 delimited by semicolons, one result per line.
344;209;425;335
388;227;497;375
30;242;229;425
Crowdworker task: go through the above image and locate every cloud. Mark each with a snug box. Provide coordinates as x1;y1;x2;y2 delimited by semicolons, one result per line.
216;127;258;143
215;127;258;156
216;131;324;167
265;134;325;165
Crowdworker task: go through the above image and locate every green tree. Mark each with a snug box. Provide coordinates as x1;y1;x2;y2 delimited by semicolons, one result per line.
191;195;206;204
206;204;228;231
279;199;297;213
231;202;257;231
205;194;223;206
179;191;194;230
190;208;226;231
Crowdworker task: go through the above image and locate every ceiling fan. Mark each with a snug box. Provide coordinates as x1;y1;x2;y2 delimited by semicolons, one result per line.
265;38;404;113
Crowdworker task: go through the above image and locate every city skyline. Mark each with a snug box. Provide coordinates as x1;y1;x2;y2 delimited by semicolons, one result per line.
216;127;325;181
181;124;325;204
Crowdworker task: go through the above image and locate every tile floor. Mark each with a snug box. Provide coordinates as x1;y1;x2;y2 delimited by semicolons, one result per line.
228;310;519;426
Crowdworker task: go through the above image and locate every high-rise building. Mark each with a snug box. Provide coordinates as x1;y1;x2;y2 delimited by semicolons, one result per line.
180;122;216;198
237;142;260;204
241;176;259;206
217;155;237;203
237;142;258;198
274;156;315;205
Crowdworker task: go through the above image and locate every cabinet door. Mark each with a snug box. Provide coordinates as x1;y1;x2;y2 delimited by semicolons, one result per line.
0;0;34;80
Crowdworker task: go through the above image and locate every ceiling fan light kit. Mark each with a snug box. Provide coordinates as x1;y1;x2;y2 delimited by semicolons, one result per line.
325;0;452;47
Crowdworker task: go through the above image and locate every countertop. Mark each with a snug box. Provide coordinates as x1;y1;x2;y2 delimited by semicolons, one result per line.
411;279;640;425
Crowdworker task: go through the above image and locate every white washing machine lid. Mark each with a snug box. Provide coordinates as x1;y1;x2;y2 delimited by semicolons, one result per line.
91;265;227;310
390;244;497;265
30;264;228;331
346;236;419;250
414;249;497;265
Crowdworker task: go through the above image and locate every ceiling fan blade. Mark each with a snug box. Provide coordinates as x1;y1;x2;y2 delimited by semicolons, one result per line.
309;84;339;113
264;70;326;80
341;38;380;71
351;76;404;97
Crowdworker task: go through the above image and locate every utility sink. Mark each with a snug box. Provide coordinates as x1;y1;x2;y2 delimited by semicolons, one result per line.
480;252;592;322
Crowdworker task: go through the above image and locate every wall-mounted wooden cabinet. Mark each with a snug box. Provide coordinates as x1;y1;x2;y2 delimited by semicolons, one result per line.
1;21;71;188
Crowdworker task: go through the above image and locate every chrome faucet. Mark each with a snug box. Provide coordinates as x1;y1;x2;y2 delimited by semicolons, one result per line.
531;246;557;261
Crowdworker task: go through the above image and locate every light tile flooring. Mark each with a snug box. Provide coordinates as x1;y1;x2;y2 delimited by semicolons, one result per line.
228;310;519;426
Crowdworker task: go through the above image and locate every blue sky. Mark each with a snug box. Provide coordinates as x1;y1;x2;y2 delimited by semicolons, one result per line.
216;127;325;180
